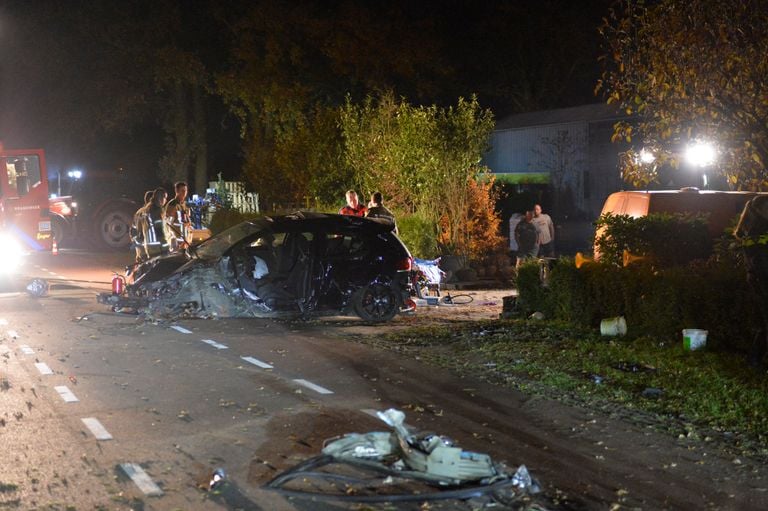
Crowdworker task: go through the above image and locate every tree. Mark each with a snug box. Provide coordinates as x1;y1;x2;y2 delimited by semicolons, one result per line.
215;0;449;205
598;0;768;191
340;93;498;259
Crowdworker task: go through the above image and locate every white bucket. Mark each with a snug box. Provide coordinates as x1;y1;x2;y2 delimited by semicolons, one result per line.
682;329;708;351
600;316;627;336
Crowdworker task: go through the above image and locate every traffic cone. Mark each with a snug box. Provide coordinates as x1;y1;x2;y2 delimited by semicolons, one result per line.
52;240;58;255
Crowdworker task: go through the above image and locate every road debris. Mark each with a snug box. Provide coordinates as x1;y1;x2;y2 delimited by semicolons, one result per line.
265;408;541;505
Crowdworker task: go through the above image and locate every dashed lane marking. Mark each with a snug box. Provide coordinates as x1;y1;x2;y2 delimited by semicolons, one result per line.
81;418;113;440
202;339;228;350
19;345;35;355
40;268;48;272
120;463;164;497
7;330;19;339
293;379;334;395
54;386;79;402
34;362;54;375
170;325;193;334
241;356;273;369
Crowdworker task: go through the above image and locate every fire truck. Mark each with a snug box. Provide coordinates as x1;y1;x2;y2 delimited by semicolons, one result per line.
0;146;54;272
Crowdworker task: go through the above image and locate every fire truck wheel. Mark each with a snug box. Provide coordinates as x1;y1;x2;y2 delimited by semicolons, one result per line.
96;206;134;250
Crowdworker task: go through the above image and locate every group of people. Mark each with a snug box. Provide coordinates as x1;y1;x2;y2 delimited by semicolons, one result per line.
131;182;191;262
338;189;398;233
511;204;555;267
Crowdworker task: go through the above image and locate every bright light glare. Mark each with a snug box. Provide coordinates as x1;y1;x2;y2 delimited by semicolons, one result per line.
685;142;716;167
68;169;83;179
639;149;656;164
0;233;24;274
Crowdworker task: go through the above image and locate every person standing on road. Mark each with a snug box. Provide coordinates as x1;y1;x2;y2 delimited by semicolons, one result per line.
165;181;191;250
532;203;555;258
365;191;398;234
735;195;768;368
514;210;539;267
339;190;367;217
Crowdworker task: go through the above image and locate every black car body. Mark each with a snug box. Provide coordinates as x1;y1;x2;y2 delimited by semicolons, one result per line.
98;212;413;321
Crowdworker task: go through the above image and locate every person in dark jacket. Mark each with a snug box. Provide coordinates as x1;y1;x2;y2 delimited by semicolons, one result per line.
365;191;397;234
514;210;539;267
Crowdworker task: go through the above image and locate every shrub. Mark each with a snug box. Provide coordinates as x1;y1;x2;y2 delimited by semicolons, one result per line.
398;212;439;259
517;257;760;353
595;212;712;267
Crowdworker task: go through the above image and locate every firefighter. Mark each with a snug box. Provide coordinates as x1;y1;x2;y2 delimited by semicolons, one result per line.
735;195;768;368
135;187;171;259
165;181;191;250
130;190;153;262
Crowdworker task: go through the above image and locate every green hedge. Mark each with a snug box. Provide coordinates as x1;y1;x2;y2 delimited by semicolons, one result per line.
517;258;760;353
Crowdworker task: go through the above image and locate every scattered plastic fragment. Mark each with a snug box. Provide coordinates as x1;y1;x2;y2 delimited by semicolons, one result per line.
529;311;545;320
209;468;226;490
26;279;49;298
591;374;605;385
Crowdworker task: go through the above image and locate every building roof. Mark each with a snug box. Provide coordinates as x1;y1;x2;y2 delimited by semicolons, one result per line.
495;103;626;131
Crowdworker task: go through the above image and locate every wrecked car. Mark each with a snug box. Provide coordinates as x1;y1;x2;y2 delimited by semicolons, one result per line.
98;212;413;321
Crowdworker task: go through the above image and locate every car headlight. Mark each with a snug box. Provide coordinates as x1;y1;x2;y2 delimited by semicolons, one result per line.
0;233;24;274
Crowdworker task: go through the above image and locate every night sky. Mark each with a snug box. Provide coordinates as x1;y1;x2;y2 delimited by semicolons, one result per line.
0;0;610;187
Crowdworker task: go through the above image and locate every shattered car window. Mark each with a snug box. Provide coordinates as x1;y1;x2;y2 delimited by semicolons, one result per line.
195;219;270;259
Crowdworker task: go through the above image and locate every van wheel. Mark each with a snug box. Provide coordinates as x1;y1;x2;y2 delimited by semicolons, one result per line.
353;283;399;322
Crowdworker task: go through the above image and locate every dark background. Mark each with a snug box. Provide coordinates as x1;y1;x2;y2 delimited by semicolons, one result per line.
0;0;611;194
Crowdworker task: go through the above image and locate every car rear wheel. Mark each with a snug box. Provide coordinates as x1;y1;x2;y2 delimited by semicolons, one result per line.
353;282;399;322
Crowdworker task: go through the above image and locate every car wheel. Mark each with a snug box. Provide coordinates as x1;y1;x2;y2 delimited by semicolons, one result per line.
353;282;399;322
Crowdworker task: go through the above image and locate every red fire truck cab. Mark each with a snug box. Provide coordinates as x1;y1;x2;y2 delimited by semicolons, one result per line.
0;146;54;255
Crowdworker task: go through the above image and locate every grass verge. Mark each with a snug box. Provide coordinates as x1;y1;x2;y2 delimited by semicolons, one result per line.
359;319;768;458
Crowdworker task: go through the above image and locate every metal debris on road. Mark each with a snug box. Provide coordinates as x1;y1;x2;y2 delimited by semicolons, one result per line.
265;408;542;505
25;279;49;297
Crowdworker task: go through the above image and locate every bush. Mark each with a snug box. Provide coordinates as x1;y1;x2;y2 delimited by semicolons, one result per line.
398;212;439;259
595;212;712;267
517;257;760;353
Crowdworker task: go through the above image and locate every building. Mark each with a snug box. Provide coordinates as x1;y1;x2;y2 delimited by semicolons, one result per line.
484;103;628;219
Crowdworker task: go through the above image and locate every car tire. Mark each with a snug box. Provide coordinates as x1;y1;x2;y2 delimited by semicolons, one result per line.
353;282;399;322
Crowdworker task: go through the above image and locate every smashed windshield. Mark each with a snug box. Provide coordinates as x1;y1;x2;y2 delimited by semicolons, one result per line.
194;218;271;259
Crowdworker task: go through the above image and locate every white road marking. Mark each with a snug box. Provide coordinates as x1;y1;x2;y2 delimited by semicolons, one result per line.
241;356;273;369
40;268;48;272
20;345;35;355
170;325;193;334
0;318;7;325
293;379;334;395
7;330;19;339
202;339;228;350
120;463;164;497
54;386;79;403
81;418;113;440
47;271;58;276
34;362;54;375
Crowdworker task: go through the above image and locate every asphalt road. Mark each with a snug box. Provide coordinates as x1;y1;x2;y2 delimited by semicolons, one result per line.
1;249;767;510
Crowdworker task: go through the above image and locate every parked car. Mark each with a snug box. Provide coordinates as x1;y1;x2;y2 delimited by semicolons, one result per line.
98;212;413;321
